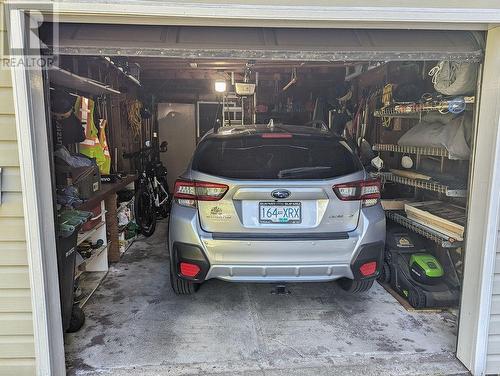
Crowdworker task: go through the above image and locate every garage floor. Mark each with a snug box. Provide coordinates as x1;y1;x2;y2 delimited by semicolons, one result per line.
65;221;468;376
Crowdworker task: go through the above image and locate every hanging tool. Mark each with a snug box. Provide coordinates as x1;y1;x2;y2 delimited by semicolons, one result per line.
282;67;297;92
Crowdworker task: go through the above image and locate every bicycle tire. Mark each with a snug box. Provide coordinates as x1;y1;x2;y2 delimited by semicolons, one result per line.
135;183;157;237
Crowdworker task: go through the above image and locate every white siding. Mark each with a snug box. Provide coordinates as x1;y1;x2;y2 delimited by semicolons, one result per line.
487;245;500;374
0;13;36;376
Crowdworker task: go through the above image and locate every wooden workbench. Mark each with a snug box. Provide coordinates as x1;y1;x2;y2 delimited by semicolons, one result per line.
77;175;136;262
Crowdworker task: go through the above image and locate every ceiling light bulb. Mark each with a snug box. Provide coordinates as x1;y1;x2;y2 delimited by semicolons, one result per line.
215;80;227;93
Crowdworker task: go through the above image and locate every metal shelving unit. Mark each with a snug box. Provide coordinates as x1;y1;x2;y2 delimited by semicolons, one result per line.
373;144;449;158
378;172;467;197
374;97;474;118
49;66;121;95
385;211;462;248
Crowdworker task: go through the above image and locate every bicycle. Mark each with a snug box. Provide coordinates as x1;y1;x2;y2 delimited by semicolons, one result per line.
123;140;171;237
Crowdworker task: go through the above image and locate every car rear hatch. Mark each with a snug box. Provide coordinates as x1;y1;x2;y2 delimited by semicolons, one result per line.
175;129;379;236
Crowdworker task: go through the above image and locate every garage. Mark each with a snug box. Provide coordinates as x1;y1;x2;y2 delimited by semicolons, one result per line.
4;4;500;376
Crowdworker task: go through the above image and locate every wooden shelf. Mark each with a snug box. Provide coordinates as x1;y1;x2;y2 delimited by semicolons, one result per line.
49;66;121;95
378;172;467;197
75;243;110;280
76;271;107;308
77;221;105;246
76;175;136;212
386;211;462;248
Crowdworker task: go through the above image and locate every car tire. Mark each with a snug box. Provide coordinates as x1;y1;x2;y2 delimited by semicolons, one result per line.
377;262;391;284
408;287;426;309
170;269;199;295
337;278;374;293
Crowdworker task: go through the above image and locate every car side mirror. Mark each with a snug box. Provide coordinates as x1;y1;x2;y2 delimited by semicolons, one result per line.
160;141;168;152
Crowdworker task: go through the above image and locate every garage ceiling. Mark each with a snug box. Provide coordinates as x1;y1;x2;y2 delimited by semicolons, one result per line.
42;24;484;62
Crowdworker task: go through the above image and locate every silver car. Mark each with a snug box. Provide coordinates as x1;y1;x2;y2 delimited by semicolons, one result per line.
168;124;385;294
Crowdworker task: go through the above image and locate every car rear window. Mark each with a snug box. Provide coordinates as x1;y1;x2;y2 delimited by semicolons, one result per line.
192;134;362;179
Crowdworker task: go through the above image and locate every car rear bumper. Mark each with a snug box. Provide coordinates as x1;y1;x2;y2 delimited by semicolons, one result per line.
206;263;353;282
169;203;385;282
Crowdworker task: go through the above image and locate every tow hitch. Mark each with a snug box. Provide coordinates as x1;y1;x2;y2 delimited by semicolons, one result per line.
271;284;291;295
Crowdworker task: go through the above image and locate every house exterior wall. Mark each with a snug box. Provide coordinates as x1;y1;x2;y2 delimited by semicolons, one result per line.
0;4;36;375
488;242;500;373
487;205;500;373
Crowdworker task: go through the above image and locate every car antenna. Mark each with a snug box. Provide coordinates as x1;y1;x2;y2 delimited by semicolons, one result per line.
214;118;221;134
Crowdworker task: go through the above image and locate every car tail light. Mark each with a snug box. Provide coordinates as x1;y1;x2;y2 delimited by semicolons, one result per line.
359;261;377;277
180;262;200;278
333;179;381;207
174;179;229;207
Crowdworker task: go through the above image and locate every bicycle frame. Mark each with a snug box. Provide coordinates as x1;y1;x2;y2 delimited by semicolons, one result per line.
124;141;171;212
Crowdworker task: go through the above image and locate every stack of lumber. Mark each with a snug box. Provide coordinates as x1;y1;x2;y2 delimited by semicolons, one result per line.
381;199;409;211
404;201;465;241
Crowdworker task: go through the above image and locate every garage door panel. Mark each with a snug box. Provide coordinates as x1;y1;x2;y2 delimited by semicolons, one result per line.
44;24;483;61
177;26;265;46
274;28;363;48
70;24;165;43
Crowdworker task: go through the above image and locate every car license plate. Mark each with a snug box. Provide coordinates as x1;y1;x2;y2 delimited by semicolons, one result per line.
259;202;301;224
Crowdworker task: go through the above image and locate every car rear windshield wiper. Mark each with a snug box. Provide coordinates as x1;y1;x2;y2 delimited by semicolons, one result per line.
277;166;333;178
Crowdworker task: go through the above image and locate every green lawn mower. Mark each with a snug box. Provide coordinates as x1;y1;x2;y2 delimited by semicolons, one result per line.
378;222;460;309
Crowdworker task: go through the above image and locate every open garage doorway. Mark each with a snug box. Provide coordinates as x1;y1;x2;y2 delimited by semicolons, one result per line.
33;23;485;375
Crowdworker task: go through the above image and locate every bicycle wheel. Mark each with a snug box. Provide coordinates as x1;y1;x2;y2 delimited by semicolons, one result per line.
135;182;157;237
157;177;171;218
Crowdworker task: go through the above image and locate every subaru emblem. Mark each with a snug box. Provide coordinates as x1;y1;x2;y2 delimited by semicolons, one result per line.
271;189;291;199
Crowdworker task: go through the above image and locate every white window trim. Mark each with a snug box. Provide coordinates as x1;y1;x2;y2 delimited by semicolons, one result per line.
457;26;500;375
49;2;500;30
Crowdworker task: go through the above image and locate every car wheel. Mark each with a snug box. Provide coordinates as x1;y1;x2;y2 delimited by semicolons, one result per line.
377;262;391;284
170;268;199;295
408;287;426;309
337;278;374;293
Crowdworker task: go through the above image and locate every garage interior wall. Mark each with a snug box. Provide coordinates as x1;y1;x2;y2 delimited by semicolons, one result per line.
0;5;36;375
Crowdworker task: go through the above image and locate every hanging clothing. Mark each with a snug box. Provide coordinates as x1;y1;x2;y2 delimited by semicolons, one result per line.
98;119;111;175
75;96;108;175
51;90;85;146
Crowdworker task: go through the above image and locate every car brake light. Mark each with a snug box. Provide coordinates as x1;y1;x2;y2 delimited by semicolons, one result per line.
360;261;377;277
174;179;229;207
180;262;200;278
332;179;381;207
261;133;293;138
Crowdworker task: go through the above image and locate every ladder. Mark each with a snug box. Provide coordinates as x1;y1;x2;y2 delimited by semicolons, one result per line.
222;93;245;126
